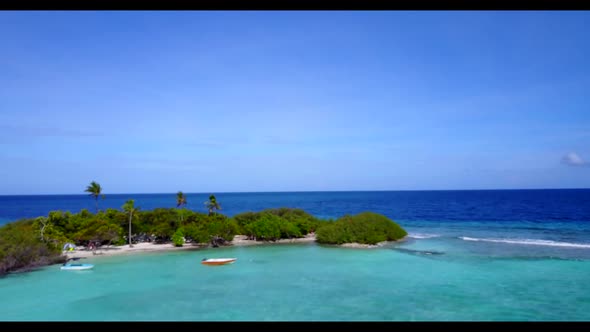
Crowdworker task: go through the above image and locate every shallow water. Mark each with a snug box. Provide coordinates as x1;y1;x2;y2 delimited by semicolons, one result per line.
1;240;589;321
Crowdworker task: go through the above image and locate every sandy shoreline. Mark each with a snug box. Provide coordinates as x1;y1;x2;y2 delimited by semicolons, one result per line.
64;234;405;260
230;234;317;246
65;234;317;259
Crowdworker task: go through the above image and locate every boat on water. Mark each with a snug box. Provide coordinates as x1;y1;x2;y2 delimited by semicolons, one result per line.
60;257;94;270
61;263;94;270
201;258;237;266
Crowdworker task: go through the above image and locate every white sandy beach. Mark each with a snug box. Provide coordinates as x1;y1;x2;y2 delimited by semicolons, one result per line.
230;234;317;246
65;234;317;259
63;233;406;259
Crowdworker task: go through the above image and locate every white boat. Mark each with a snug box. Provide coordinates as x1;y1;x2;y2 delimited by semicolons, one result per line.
60;263;94;270
61;257;94;270
201;258;237;266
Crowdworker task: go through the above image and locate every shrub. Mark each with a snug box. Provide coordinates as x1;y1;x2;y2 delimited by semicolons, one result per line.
0;220;63;276
184;211;209;226
234;208;325;239
244;213;282;241
279;219;302;239
142;208;178;240
205;214;239;242
316;212;407;245
184;224;209;244
262;208;322;235
231;211;259;234
172;228;185;247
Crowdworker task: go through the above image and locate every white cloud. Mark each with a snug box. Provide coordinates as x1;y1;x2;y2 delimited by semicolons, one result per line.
561;152;589;167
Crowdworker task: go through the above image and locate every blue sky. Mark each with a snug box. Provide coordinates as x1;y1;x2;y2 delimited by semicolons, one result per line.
1;11;589;194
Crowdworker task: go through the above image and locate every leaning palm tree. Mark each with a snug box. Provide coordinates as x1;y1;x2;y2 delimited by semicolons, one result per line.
84;181;104;213
205;194;221;216
122;199;137;248
176;191;187;223
176;191;187;208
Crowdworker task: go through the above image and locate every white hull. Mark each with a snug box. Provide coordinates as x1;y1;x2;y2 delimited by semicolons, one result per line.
201;258;237;265
61;264;94;270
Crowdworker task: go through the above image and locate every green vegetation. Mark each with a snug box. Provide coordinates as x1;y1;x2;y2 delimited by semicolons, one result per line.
315;212;407;245
0;207;239;276
233;208;323;241
0;188;407;276
0;219;65;275
172;228;185;247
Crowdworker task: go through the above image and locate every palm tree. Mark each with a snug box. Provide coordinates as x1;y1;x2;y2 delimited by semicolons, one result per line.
176;191;187;208
122;199;137;248
176;191;187;223
205;194;221;216
84;181;104;213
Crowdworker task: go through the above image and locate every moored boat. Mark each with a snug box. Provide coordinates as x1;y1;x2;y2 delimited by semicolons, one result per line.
201;258;237;266
60;257;94;270
60;263;94;270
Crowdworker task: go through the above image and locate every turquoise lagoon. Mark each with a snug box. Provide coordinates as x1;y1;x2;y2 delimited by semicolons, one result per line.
1;238;589;321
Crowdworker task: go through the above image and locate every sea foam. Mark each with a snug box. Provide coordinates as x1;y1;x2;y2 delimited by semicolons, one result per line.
408;233;441;239
459;236;590;249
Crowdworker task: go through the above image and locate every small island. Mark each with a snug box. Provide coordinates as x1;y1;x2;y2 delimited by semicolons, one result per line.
0;190;407;276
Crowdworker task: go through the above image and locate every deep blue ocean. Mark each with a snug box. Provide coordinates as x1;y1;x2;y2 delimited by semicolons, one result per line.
3;189;590;223
2;190;590;320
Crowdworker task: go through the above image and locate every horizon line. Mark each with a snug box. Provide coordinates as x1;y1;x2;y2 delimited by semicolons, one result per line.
1;187;589;197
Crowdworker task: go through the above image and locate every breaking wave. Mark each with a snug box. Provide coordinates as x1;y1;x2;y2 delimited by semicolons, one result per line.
459;236;590;249
408;233;441;239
